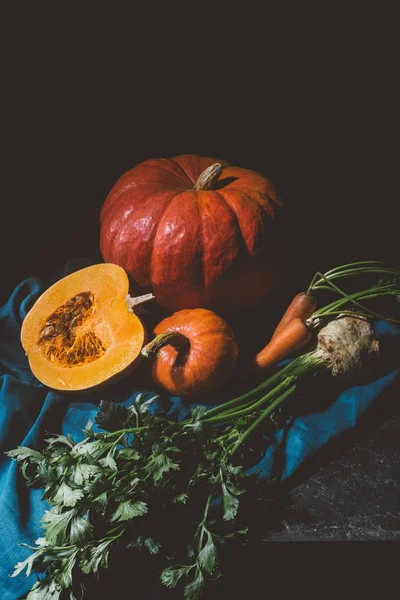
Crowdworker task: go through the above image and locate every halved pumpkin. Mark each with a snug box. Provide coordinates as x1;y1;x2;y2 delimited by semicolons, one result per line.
21;263;148;391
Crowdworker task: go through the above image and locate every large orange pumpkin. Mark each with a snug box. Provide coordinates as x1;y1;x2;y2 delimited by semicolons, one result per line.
100;154;286;313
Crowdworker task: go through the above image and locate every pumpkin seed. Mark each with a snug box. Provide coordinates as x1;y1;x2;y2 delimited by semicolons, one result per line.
39;291;106;367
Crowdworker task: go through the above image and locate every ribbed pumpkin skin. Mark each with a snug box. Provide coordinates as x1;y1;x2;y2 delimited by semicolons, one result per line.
150;308;239;398
100;154;285;313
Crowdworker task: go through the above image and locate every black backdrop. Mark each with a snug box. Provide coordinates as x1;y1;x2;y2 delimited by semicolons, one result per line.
1;3;399;595
1;4;398;305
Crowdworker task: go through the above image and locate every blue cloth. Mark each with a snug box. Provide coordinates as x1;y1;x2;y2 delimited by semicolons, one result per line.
1;261;400;599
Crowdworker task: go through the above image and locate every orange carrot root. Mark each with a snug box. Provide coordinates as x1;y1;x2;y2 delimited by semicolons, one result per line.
271;291;317;340
252;317;313;372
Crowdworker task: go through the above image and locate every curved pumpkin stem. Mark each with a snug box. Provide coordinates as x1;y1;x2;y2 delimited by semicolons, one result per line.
193;163;223;191
141;331;190;358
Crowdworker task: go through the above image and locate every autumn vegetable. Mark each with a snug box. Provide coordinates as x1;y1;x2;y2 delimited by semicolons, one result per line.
250;317;313;372
141;308;238;397
249;260;400;376
270;291;317;339
100;154;286;313
10;262;400;599
21;264;153;391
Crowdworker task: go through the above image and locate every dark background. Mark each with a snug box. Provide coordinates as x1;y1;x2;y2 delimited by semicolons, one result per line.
1;3;399;596
1;4;398;304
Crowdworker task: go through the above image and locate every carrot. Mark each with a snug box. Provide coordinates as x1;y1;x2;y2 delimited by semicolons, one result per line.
271;291;317;340
252;317;313;372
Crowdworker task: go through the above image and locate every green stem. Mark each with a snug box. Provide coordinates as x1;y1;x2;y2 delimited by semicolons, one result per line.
313;311;400;327
309;263;400;292
228;384;297;457
194;492;213;583
312;268;400;290
101;526;125;541
313;261;385;281
200;377;296;425
225;354;324;456
320;260;385;276
201;352;325;424
110;433;125;450
201;493;212;526
199;360;299;421
101;426;149;439
312;271;388;321
314;285;399;318
141;331;190;358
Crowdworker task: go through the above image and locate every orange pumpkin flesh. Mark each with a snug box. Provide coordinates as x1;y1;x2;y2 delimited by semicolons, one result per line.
21;264;146;391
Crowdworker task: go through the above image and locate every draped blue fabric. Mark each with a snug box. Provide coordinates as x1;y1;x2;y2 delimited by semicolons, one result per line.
1;261;399;599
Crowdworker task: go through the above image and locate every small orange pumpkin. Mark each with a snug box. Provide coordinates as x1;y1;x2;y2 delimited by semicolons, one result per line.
141;308;238;398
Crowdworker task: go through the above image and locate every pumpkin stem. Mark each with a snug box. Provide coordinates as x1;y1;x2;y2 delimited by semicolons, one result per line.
125;293;155;313
141;331;190;358
193;163;223;191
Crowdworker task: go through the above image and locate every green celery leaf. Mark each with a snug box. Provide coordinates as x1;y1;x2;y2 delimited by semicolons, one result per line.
221;483;239;521
71;440;107;460
221;527;249;539
128;535;161;555
225;463;242;476
72;465;84;486
76;463;101;485
34;537;47;547
99;453;118;471
145;451;179;482
94;491;108;511
80;539;113;574
35;461;58;486
173;493;188;504
45;435;74;449
184;421;203;433
12;549;43;578
144;536;161;555
226;482;245;496
160;565;195;589
57;547;79;588
197;531;217;574
204;449;218;461
95;400;135;432
41;509;75;545
70;515;93;544
26;576;62;600
118;448;140;460
110;500;148;522
126;535;144;550
6;447;44;462
138;394;159;414
83;419;94;437
20;461;36;485
184;569;204;600
53;482;83;507
190;406;208;422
